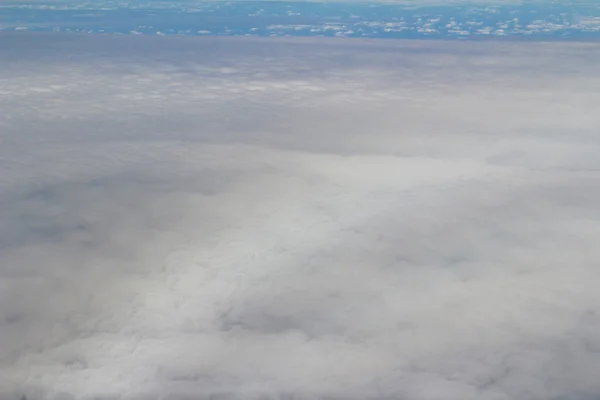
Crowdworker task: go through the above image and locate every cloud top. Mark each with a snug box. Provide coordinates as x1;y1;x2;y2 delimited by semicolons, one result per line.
2;35;600;400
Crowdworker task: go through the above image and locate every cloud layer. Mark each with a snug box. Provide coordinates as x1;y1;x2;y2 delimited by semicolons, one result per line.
2;34;600;400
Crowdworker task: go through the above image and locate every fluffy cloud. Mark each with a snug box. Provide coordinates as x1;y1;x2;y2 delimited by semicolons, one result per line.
2;34;600;400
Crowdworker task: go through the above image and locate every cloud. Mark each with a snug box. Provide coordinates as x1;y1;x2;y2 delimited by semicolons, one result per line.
2;34;600;399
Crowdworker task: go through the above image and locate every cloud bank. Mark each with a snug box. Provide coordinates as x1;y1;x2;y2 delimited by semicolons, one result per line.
2;34;600;400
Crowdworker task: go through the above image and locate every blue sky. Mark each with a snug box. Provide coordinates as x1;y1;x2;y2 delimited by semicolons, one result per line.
3;0;600;39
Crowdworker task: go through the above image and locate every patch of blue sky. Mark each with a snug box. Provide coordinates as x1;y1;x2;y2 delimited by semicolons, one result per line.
2;1;600;39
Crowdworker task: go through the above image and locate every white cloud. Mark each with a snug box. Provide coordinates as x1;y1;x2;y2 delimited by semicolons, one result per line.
2;34;600;400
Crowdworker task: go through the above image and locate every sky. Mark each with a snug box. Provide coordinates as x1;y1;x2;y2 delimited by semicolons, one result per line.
2;34;600;399
4;0;600;41
0;0;524;3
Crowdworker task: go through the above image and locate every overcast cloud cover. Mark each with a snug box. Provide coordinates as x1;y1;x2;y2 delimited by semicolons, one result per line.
2;34;600;399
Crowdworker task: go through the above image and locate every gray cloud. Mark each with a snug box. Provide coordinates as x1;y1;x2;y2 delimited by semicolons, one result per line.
2;34;600;400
